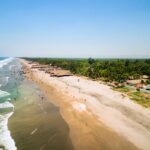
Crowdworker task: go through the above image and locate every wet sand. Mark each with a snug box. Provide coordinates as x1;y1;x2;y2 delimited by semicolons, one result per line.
21;60;139;150
9;79;74;150
37;82;138;150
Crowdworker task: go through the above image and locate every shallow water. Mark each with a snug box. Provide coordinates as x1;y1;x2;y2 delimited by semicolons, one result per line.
9;79;74;150
0;58;21;150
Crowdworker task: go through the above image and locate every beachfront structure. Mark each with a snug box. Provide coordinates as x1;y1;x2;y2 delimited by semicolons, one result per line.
48;70;72;77
31;64;49;69
30;63;72;77
145;85;150;90
127;79;147;85
142;75;149;79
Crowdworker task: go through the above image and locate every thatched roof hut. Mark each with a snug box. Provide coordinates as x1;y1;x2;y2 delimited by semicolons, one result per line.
49;70;72;77
31;65;49;69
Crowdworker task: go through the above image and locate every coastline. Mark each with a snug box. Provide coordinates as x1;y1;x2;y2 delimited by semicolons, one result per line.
8;78;74;150
0;58;18;150
21;59;150;150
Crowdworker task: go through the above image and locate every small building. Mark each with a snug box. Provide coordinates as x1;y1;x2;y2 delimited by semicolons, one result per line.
50;70;72;77
145;85;150;90
108;82;118;88
135;83;144;89
31;65;49;69
45;68;72;77
142;75;149;79
127;79;147;85
127;80;141;85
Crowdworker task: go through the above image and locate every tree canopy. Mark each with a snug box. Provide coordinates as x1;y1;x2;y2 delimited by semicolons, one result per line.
25;57;150;82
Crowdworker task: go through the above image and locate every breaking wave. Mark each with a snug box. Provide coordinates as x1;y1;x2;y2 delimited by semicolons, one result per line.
0;57;17;150
0;57;13;69
0;112;16;150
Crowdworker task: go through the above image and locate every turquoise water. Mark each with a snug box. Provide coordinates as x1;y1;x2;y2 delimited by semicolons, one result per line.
0;57;20;149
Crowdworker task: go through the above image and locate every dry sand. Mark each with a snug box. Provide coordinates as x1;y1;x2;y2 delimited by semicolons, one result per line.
21;59;150;150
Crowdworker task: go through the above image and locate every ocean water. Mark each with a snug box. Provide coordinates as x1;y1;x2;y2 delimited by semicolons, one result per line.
0;57;22;150
9;79;74;150
0;58;74;150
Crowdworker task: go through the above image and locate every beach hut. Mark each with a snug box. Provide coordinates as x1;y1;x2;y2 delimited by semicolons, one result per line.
142;75;149;79
135;83;144;89
50;70;72;77
145;85;150;90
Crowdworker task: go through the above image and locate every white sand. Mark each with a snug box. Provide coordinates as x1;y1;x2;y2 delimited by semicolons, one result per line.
22;60;150;150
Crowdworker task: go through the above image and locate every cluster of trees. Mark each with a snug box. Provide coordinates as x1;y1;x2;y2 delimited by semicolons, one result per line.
25;58;150;82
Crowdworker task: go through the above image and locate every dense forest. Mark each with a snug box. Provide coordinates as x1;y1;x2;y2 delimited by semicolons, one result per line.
25;58;150;83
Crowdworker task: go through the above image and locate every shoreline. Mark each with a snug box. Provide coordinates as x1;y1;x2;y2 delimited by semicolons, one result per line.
9;78;74;150
0;58;18;150
21;59;150;150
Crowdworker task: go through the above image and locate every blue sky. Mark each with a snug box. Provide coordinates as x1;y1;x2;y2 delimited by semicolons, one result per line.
0;0;150;58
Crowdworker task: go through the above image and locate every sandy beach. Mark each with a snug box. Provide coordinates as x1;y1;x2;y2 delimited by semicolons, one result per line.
21;59;150;150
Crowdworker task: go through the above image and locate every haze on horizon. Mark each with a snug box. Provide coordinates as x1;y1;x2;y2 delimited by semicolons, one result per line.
0;0;150;58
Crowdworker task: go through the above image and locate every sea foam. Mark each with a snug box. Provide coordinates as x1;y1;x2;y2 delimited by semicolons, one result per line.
0;77;10;87
0;112;17;150
0;57;17;149
0;101;14;109
0;96;16;150
0;90;10;98
0;57;13;68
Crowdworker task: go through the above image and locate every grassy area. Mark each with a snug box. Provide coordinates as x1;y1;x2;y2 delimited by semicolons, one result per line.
113;87;150;108
129;92;150;107
113;87;130;92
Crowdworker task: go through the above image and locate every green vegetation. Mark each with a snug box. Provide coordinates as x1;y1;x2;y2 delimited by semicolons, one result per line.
113;87;130;92
24;57;150;107
129;92;150;107
25;58;150;82
113;87;150;107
